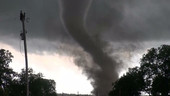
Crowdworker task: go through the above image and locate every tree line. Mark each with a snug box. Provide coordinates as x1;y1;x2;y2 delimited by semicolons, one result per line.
0;49;57;96
109;45;170;96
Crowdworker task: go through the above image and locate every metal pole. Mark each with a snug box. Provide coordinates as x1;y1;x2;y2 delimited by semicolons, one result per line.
20;11;29;96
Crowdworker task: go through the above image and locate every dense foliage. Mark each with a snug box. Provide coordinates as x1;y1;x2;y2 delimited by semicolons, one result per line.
109;45;170;96
109;67;144;96
0;49;57;96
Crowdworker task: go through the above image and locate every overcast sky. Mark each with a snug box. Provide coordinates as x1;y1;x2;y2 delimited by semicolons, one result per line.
1;0;170;94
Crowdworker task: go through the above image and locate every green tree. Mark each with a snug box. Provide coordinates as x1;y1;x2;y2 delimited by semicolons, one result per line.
140;45;170;95
30;78;57;96
0;49;16;96
151;75;169;96
0;49;57;96
15;68;57;96
110;45;170;96
109;67;144;96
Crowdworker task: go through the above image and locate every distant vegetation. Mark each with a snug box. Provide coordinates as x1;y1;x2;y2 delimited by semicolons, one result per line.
109;45;170;96
57;93;92;96
0;49;57;96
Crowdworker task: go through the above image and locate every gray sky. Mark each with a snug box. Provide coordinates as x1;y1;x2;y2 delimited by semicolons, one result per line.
1;0;170;45
1;0;170;94
1;0;170;46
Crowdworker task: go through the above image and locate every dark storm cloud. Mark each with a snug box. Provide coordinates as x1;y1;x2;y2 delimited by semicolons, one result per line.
1;0;170;95
1;0;170;47
86;0;170;42
0;0;76;53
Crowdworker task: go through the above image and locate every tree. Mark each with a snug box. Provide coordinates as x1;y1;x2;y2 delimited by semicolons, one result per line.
0;49;57;96
151;75;169;96
110;45;170;96
140;45;170;95
30;78;57;96
15;68;57;96
109;67;144;96
0;49;16;96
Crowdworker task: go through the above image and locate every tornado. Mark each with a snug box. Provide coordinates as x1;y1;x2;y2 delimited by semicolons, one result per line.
59;0;119;95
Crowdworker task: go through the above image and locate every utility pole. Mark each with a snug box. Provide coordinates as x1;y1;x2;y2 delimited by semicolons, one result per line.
20;11;29;96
